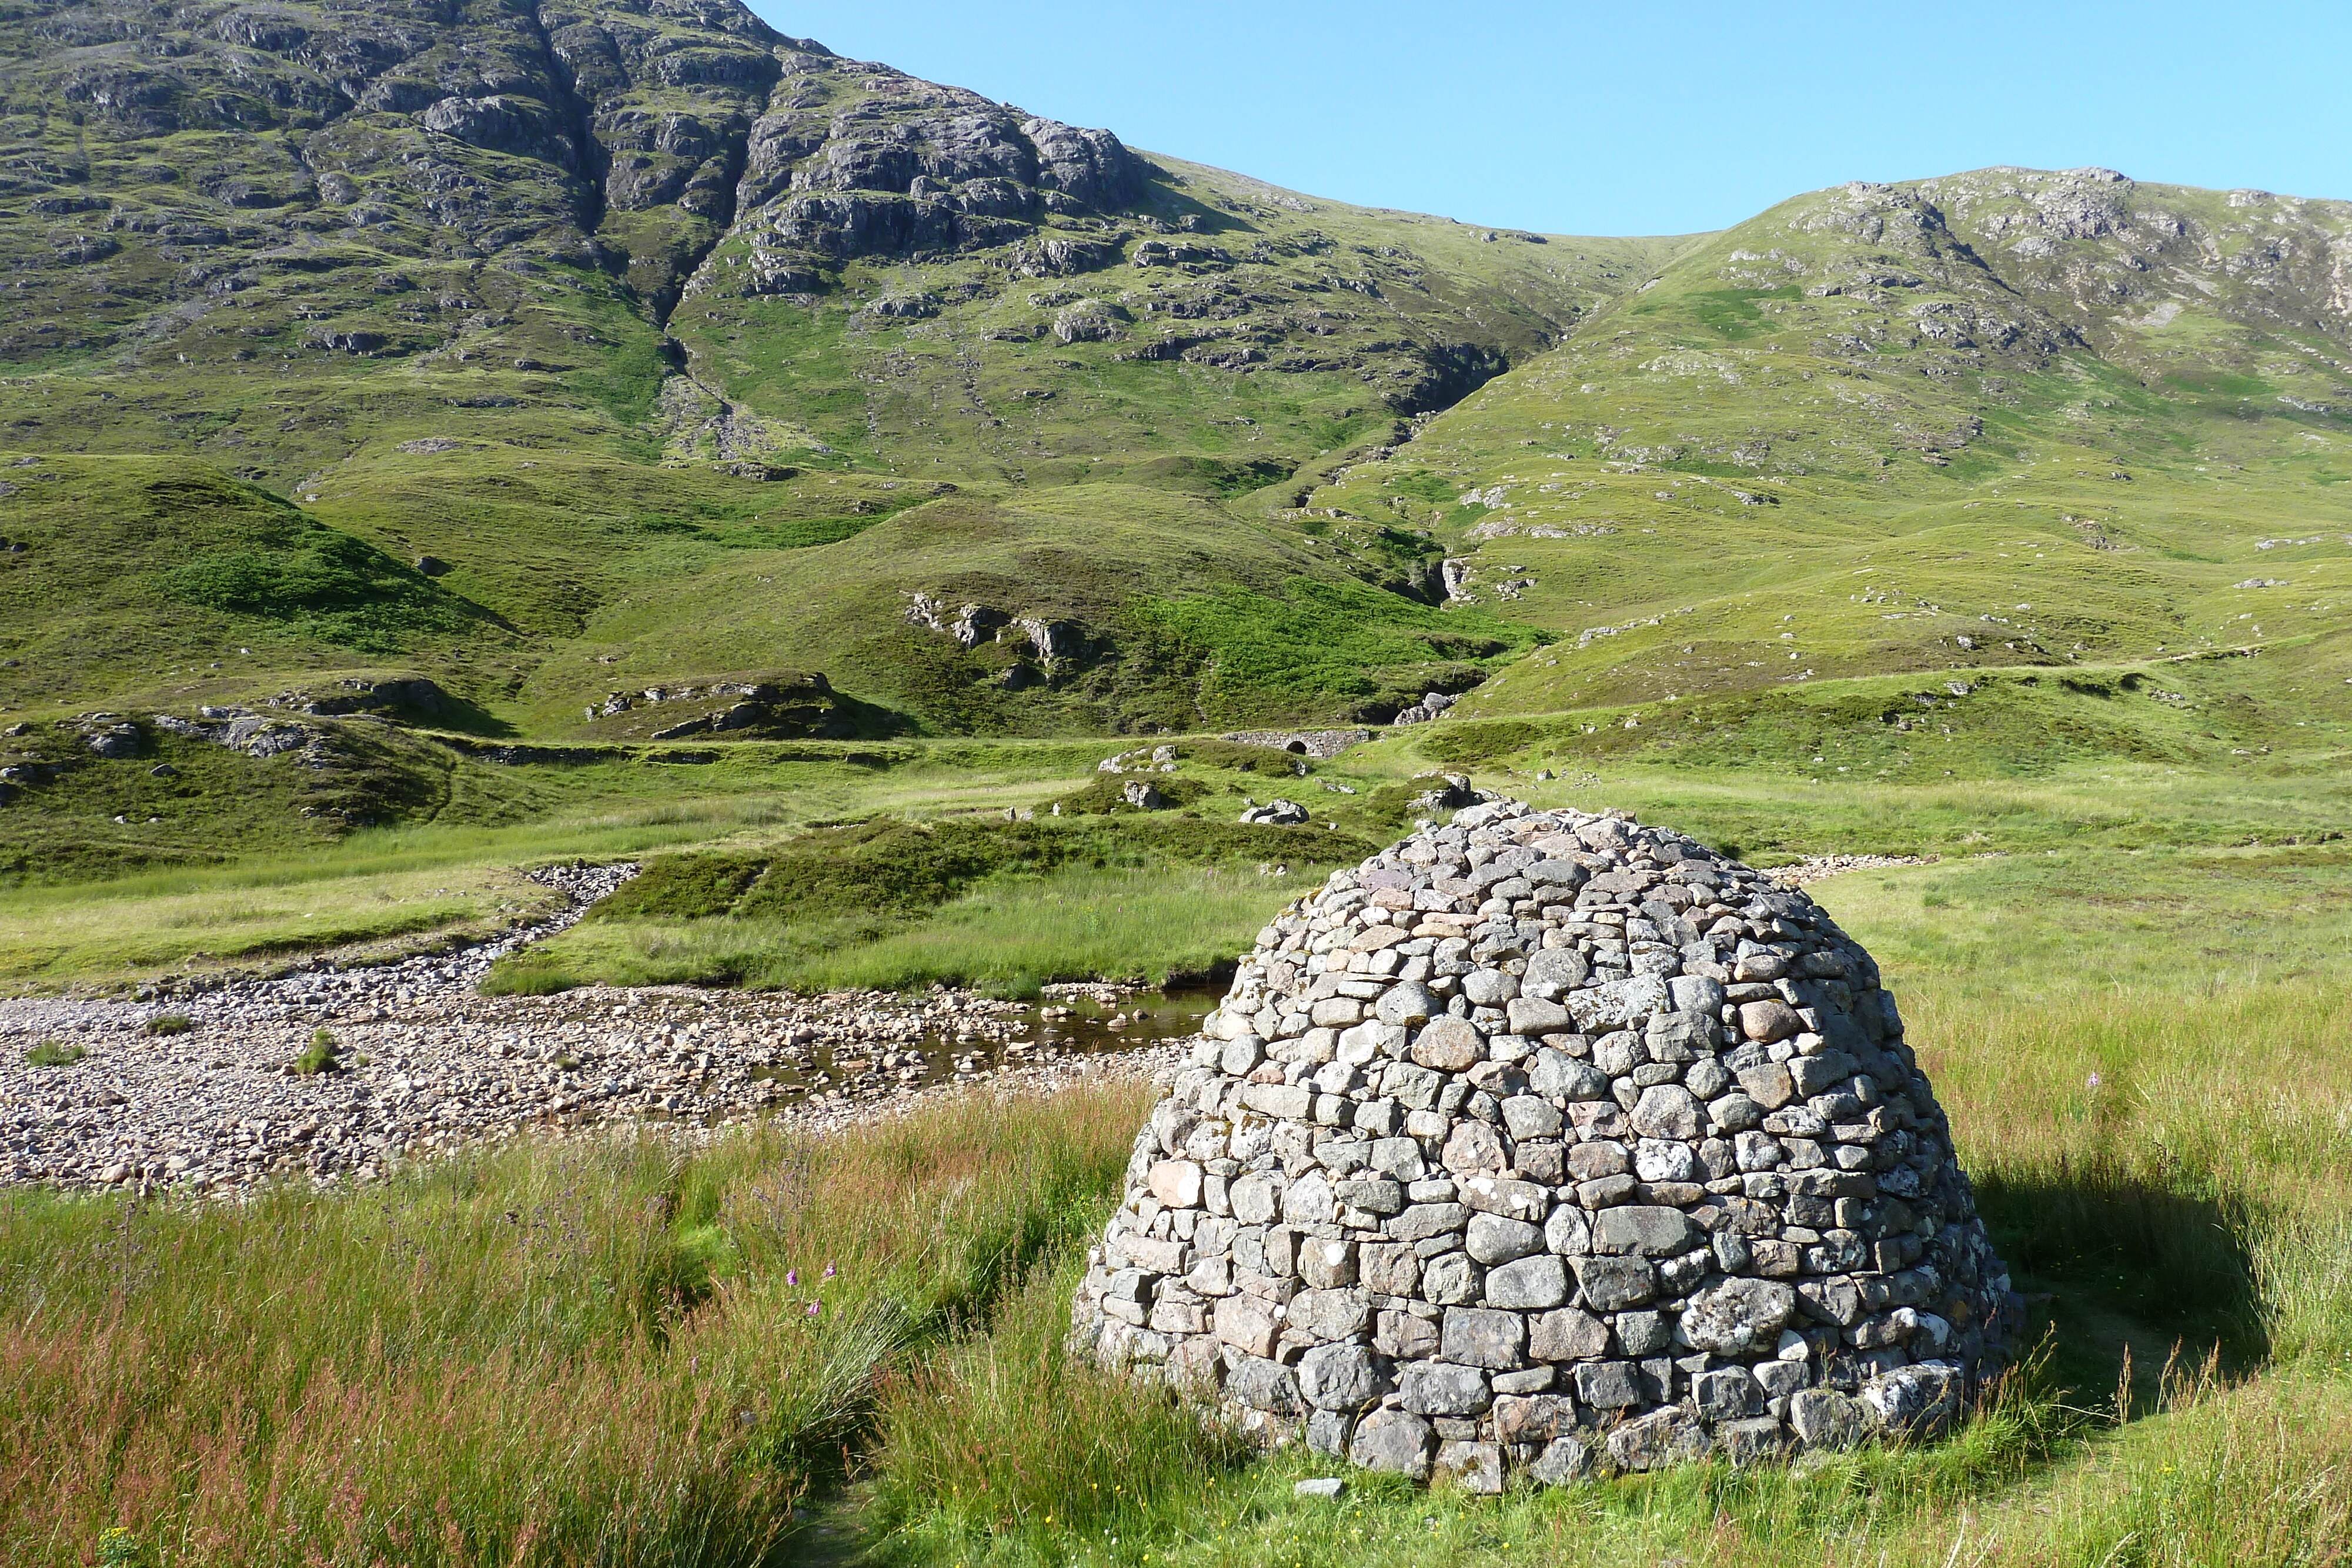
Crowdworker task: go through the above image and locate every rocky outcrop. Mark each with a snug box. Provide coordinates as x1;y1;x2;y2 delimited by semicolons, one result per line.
266;677;451;717
577;670;857;739
1071;801;2017;1486
0;0;1638;441
1390;690;1460;727
904;594;1095;688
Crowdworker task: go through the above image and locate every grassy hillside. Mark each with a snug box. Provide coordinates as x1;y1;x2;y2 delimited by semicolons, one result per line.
5;6;2351;1555
0;0;1699;767
670;150;1685;486
0;0;1685;492
1298;168;2352;770
6;0;2344;779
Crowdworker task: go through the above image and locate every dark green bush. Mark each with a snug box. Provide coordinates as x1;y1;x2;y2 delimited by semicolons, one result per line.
156;524;477;651
1419;719;1541;764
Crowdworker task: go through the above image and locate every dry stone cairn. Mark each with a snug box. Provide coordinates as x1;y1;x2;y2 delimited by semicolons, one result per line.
1071;801;2019;1489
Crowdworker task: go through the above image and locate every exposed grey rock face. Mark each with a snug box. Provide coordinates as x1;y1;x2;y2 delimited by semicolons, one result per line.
0;0;1147;350
81;720;142;758
1389;689;1459;727
1071;800;2017;1484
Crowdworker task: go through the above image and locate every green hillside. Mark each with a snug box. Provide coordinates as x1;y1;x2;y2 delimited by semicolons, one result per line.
1;0;2348;884
0;0;1685;778
1301;168;2352;773
6;14;2352;1566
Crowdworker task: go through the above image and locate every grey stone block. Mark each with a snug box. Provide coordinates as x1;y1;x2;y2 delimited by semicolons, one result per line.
1605;1405;1712;1472
1693;1366;1762;1421
1529;1435;1594;1486
1717;1416;1786;1467
1681;1276;1799;1355
1529;1305;1608;1361
1400;1360;1494;1416
1571;1359;1643;1409
1789;1387;1867;1449
1433;1439;1504;1494
1349;1407;1435;1478
1465;1212;1544;1265
1225;1355;1302;1415
1570;1254;1656;1310
1441;1306;1528;1369
1485;1254;1570;1310
1591;1205;1700;1257
1298;1342;1385;1412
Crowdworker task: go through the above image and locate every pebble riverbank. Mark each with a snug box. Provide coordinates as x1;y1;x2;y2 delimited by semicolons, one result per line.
0;862;1207;1196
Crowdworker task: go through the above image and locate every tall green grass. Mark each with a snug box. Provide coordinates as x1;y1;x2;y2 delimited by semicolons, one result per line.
868;1261;1253;1563
0;1088;1147;1567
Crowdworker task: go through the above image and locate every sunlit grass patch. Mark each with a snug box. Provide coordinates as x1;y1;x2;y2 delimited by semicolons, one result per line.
0;1084;1151;1567
0;862;537;988
517;864;1305;996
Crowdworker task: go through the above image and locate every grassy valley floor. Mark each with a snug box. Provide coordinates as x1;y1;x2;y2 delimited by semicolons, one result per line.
2;749;2350;1565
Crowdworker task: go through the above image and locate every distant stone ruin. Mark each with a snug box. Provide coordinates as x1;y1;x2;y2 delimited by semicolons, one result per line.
1071;801;2018;1489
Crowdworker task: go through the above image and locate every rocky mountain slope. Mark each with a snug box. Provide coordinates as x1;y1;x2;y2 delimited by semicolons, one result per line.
0;0;1685;757
2;0;2348;872
0;0;1676;477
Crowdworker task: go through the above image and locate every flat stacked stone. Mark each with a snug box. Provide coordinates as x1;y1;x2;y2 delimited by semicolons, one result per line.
1070;801;2019;1489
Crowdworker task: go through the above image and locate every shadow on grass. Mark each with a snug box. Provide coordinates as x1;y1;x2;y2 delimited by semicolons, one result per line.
1975;1156;2267;1409
400;691;517;738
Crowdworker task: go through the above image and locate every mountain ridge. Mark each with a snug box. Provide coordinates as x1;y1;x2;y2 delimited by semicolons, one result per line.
1;0;1689;472
1297;163;2351;769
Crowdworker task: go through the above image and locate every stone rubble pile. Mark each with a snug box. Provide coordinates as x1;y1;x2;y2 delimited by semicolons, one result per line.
1072;801;2017;1488
1766;854;1937;890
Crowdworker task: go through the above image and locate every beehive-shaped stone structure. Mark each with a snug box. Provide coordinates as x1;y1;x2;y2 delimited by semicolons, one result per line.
1071;801;2018;1489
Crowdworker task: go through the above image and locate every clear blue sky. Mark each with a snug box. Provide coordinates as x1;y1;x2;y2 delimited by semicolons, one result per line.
744;0;2351;237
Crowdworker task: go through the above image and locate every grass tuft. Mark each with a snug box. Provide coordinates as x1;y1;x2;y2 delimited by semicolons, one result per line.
289;1028;340;1076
